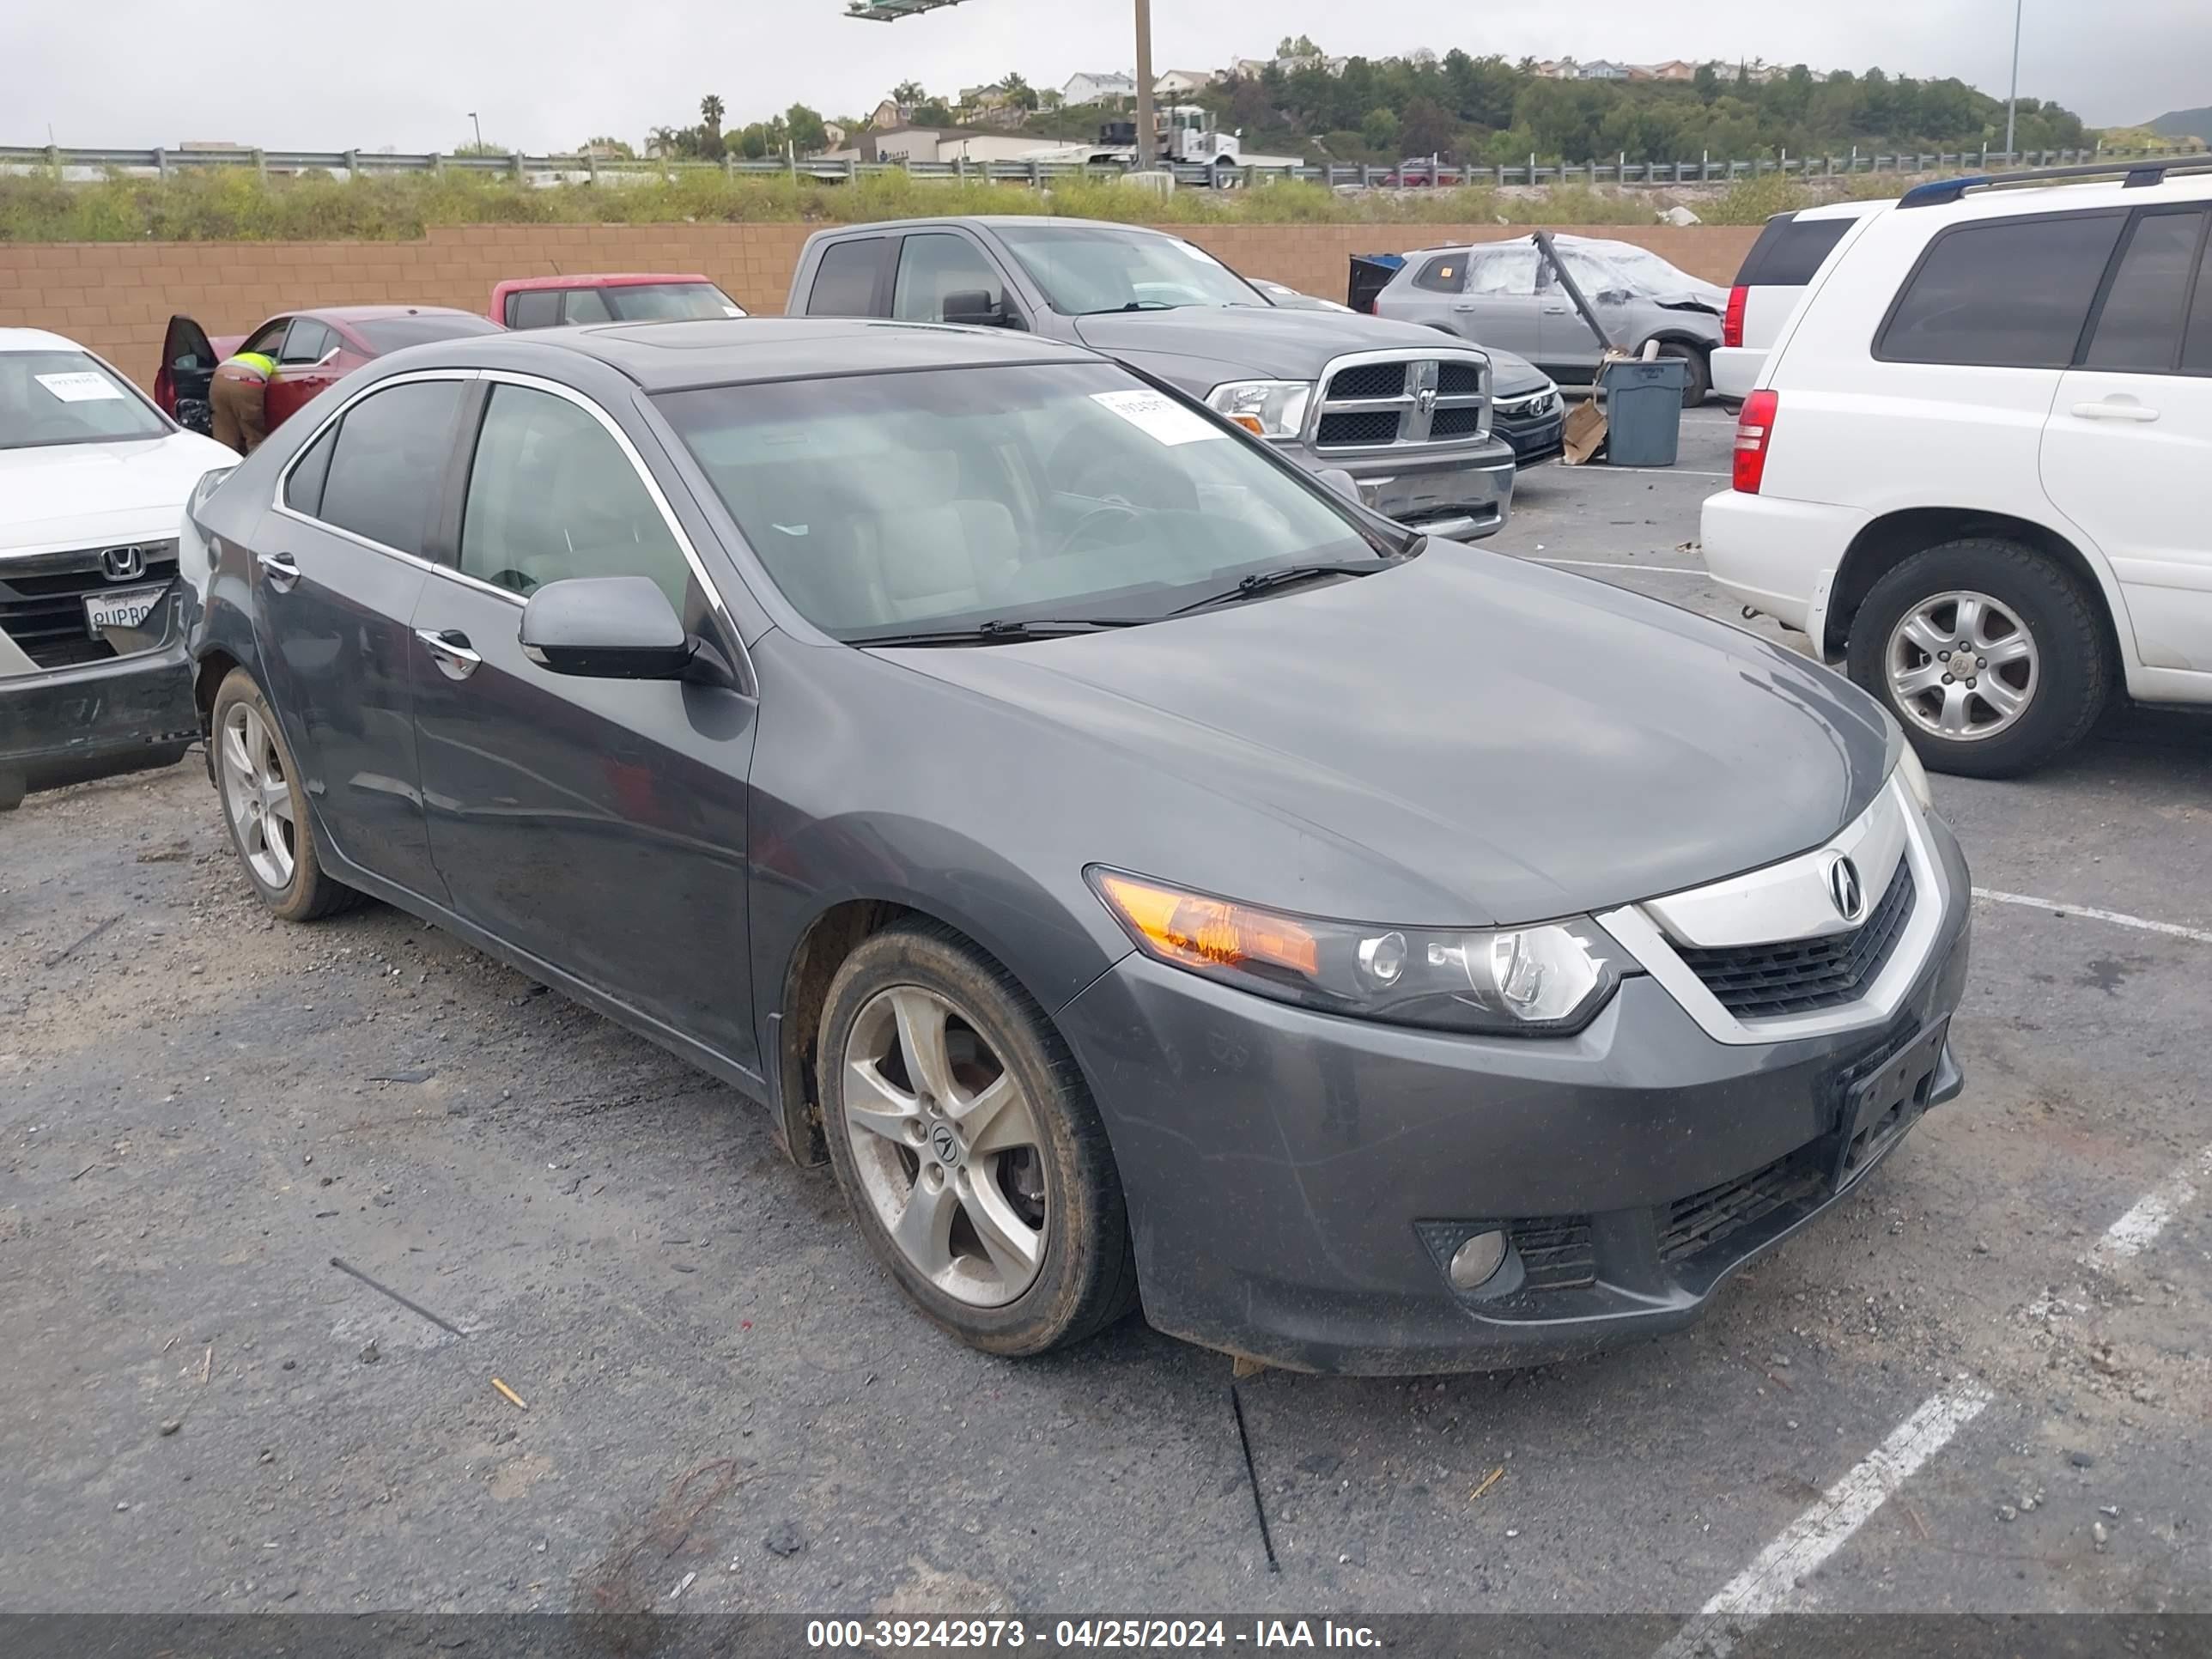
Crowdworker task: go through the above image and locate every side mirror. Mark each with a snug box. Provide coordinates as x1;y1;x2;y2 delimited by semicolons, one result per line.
943;289;1012;329
1316;466;1363;503
520;576;695;680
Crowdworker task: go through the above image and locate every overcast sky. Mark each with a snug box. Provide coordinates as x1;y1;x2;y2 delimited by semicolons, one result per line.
6;0;2204;152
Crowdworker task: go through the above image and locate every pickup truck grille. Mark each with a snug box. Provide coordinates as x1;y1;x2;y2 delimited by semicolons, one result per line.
1313;355;1490;452
0;544;178;671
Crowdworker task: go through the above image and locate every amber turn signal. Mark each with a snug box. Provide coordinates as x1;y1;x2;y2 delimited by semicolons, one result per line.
1092;872;1321;978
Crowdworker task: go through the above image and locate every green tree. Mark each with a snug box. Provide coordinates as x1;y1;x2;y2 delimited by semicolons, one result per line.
1401;94;1458;159
1000;71;1040;112
578;134;635;158
1693;62;1721;104
785;104;829;154
892;80;927;106
1360;106;1401;152
696;94;727;161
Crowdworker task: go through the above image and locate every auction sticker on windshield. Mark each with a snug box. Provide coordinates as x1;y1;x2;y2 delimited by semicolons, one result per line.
37;372;126;403
1091;390;1224;447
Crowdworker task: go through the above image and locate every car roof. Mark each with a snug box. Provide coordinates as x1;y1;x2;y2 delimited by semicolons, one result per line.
811;215;1190;237
1794;198;1891;222
1901;170;2212;222
494;273;718;293
300;305;483;325
388;316;1103;392
0;326;88;354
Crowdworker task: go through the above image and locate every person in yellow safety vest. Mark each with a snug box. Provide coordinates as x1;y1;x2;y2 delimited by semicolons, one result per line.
210;346;280;454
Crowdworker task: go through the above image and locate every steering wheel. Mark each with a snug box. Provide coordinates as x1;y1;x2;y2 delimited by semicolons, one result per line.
1048;502;1143;560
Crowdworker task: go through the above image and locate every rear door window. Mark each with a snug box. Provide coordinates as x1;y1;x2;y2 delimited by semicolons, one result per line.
507;289;562;329
2083;209;2210;374
1877;212;2126;368
1411;253;1468;294
2187;259;2212;374
806;237;890;317
1467;246;1540;296
278;319;334;364
1735;215;1854;287
285;423;337;515
313;379;465;557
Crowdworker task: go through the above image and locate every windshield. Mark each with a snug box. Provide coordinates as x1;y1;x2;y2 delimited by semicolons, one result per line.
994;225;1267;316
605;283;746;322
354;314;504;353
656;362;1387;642
0;350;170;449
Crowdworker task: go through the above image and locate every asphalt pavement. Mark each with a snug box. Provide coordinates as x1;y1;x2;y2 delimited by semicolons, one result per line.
2;409;2206;1629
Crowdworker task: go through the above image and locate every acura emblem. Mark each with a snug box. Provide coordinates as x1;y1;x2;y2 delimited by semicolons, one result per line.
1826;854;1866;923
100;545;146;582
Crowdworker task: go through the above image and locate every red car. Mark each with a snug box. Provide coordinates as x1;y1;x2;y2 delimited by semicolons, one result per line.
489;273;748;330
155;306;501;437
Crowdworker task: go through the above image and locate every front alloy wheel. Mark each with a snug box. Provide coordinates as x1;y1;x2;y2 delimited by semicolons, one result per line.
817;922;1138;1356
219;701;296;890
840;985;1049;1307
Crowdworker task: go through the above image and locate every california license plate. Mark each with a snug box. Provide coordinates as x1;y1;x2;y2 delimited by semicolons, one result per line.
83;583;167;638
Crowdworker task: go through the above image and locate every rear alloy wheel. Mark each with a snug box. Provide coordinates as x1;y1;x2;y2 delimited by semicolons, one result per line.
210;668;362;921
1846;539;2112;779
1656;341;1710;408
818;923;1137;1356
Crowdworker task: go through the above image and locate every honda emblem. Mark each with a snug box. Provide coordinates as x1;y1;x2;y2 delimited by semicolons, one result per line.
100;545;146;582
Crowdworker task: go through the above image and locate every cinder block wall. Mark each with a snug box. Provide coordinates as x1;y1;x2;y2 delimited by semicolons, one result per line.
0;222;1762;390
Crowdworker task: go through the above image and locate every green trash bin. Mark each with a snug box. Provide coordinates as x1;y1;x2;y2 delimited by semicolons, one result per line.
1598;357;1691;466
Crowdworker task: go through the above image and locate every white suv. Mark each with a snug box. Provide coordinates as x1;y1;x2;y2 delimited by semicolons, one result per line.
1711;200;1884;405
1703;161;2212;776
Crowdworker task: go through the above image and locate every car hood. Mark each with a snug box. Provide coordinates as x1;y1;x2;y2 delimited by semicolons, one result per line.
1484;347;1550;398
0;432;237;556
880;553;1892;926
1072;305;1488;383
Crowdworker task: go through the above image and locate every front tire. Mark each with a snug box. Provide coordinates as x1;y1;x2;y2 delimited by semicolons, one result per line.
210;668;362;921
1845;538;2112;779
818;922;1138;1358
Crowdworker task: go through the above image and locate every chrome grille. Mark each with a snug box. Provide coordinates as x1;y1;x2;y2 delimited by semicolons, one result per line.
1675;863;1918;1019
1312;354;1489;452
0;543;178;671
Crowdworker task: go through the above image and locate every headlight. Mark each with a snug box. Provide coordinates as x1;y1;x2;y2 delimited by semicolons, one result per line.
1895;741;1933;811
1205;380;1314;440
1089;869;1624;1036
186;465;235;521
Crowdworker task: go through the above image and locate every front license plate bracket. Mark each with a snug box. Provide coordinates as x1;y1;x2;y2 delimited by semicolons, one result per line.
1832;1018;1948;1194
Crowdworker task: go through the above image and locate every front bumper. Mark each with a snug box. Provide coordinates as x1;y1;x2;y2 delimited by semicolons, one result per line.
1301;434;1517;541
1057;810;1972;1374
1495;404;1565;467
0;584;198;802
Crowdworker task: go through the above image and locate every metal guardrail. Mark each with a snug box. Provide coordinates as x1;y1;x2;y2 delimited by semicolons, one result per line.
0;143;2191;191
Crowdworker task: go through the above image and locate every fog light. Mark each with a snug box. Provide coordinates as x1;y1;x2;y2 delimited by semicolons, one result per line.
1448;1229;1509;1291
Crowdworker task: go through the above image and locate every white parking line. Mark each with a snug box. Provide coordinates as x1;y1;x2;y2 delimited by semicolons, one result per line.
2087;1146;2211;1272
1567;466;1732;479
1653;1382;1995;1659
1971;888;2212;948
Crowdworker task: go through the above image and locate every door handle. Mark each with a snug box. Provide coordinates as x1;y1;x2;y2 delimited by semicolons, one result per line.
1450;302;1476;312
256;550;301;592
2070;398;2158;422
1541;305;1572;314
415;628;483;681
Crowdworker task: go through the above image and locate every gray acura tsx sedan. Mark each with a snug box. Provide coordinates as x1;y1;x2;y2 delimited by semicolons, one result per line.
184;317;1971;1374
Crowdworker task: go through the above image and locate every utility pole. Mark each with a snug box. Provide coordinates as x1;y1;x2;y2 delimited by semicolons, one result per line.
1133;0;1156;170
2003;0;2022;161
468;111;483;150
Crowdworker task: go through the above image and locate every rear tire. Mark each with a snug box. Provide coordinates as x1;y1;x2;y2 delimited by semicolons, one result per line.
1844;538;2112;779
818;921;1138;1358
210;668;363;922
1656;341;1710;407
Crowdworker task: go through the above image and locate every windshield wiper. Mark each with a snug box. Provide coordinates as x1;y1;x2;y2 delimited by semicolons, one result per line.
854;617;1144;648
1081;301;1182;314
1167;562;1384;617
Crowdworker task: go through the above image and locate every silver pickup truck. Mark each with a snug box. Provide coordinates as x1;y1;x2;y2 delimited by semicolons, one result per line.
786;216;1517;541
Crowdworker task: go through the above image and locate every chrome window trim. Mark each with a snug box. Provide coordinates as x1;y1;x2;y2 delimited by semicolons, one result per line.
268;366;753;684
1598;776;1947;1047
1304;346;1493;453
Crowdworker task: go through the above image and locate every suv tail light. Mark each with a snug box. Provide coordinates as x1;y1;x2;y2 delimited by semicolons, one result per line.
1722;285;1748;349
1733;391;1778;494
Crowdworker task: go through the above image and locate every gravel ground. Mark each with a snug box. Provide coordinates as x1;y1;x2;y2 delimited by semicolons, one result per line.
2;410;2206;1623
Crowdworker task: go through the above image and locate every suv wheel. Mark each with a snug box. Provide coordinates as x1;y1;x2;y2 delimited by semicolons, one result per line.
1656;342;1710;408
210;668;362;921
818;922;1138;1357
1846;538;2112;778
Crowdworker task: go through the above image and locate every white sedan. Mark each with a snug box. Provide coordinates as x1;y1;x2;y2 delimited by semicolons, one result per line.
2;327;236;807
